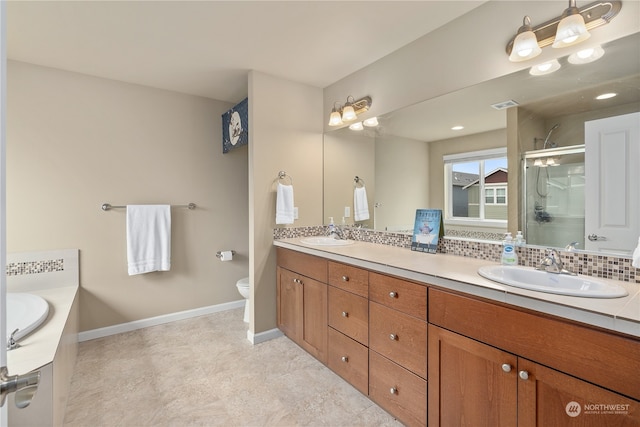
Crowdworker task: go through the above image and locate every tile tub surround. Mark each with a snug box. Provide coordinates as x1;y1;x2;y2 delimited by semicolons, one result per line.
274;238;640;337
274;226;639;284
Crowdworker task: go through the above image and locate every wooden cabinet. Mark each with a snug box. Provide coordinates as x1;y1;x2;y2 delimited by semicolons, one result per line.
327;327;368;395
328;285;368;345
429;288;640;427
369;275;428;426
276;249;328;363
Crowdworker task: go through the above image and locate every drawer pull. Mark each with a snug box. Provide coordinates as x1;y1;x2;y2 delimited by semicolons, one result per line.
502;364;512;373
341;311;349;318
389;334;397;341
389;291;397;298
341;356;348;363
519;370;529;381
390;387;397;395
342;275;349;282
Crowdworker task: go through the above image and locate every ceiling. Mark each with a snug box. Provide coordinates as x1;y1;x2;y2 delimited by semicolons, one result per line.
6;1;485;104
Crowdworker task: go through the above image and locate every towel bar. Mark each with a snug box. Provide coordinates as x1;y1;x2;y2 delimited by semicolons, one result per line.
101;203;196;211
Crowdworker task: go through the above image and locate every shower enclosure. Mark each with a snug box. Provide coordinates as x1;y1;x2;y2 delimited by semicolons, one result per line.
522;145;585;249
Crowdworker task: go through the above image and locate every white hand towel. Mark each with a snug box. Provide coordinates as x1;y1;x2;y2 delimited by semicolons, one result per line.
126;205;171;275
354;186;370;221
633;236;640;268
276;183;295;225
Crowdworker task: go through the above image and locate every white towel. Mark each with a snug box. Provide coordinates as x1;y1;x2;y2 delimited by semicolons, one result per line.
276;183;295;225
354;186;370;221
633;236;640;268
126;205;171;275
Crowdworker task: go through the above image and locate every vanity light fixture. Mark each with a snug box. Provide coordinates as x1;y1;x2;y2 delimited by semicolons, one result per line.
568;45;605;64
349;122;364;131
363;117;379;127
529;59;561;76
506;0;621;62
509;16;542;62
328;96;372;126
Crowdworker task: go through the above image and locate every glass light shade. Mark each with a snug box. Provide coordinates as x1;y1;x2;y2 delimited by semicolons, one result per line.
341;105;357;122
328;110;343;126
509;30;541;62
363;117;379;127
533;158;545;167
530;59;561;76
568;45;604;64
349;122;364;131
553;12;590;48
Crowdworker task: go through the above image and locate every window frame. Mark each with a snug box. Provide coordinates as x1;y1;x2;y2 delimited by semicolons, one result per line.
443;148;508;228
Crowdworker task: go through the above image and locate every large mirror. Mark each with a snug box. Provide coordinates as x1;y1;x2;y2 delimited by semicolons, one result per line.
323;32;640;255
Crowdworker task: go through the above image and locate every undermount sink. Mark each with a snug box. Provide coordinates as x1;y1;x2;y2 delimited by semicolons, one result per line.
299;236;355;246
478;265;628;298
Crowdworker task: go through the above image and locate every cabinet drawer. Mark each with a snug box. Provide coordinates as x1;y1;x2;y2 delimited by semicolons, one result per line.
369;272;427;320
328;286;368;345
328;328;368;396
369;302;427;378
277;248;327;283
369;350;427;427
429;288;640;401
328;261;368;297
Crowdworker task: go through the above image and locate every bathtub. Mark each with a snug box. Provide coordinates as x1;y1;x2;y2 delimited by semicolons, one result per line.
7;293;50;344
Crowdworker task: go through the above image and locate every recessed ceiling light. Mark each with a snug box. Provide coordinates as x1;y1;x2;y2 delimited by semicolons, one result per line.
595;93;617;100
451;125;464;131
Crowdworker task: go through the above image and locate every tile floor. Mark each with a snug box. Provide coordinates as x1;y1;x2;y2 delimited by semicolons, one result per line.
63;308;402;426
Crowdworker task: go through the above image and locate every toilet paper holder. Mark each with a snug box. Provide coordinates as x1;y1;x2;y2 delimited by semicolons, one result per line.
216;250;236;260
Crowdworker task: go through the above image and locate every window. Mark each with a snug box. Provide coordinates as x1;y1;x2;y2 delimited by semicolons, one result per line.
444;148;508;224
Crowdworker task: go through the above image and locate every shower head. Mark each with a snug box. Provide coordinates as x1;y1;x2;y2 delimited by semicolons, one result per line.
543;124;560;149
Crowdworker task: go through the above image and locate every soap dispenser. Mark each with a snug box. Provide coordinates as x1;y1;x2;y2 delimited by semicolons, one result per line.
501;232;518;265
328;217;336;236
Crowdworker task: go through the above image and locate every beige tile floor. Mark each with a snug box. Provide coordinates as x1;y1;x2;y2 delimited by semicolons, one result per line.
63;308;402;426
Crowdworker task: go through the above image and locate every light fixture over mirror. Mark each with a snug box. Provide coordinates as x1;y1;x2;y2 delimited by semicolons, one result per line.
327;95;372;126
506;0;621;62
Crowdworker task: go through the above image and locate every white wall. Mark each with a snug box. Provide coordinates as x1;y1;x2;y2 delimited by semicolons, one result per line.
248;71;323;335
7;61;249;331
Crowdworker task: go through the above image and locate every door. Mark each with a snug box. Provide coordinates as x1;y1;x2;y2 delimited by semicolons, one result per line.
276;267;303;343
585;112;640;254
428;325;518;427
518;358;640;427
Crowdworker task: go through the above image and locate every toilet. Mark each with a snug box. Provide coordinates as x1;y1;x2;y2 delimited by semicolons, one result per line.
236;277;250;323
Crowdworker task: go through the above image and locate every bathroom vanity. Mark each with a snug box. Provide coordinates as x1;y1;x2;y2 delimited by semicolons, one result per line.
275;239;640;426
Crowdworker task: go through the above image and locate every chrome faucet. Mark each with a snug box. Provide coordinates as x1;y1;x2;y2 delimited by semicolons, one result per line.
537;249;575;275
7;329;20;351
565;242;579;251
326;225;346;240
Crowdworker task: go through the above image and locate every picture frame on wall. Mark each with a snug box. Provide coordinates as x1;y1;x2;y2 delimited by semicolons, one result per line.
222;97;248;153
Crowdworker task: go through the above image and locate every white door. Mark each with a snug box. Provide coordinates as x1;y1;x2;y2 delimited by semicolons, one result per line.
1;0;8;424
585;112;640;254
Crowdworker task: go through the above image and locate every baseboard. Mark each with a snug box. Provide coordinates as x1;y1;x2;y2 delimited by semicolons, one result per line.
78;299;246;342
247;327;283;344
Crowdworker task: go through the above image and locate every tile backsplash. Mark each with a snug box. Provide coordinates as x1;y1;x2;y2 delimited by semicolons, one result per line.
274;226;639;284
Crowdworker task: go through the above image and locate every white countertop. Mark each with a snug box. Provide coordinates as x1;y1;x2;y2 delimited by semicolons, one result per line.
275;238;640;338
7;285;78;375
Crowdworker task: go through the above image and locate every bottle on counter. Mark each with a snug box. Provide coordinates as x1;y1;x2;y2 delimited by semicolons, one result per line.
502;232;518;265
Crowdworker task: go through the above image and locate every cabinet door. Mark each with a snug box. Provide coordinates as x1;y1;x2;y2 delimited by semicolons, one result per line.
518;358;640;427
428;324;518;427
277;267;303;343
301;274;327;364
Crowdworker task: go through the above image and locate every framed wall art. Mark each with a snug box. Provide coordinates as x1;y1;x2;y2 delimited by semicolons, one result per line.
222;97;248;153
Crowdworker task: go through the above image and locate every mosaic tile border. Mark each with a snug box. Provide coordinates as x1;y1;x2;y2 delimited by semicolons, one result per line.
274;226;639;284
6;259;65;276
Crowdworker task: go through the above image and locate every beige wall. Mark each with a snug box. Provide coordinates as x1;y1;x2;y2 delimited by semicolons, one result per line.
7;61;249;332
248;71;323;336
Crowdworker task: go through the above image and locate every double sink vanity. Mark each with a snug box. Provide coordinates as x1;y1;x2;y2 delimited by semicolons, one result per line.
274;237;639;426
